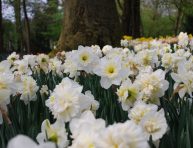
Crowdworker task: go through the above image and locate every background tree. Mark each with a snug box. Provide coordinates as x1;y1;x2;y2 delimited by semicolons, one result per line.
0;0;3;53
122;0;141;38
22;0;31;53
13;0;23;52
58;0;121;51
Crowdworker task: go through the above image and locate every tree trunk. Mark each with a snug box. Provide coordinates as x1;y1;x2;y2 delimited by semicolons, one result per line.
0;0;4;53
122;0;141;38
23;0;31;53
174;9;183;35
58;0;121;51
13;0;23;52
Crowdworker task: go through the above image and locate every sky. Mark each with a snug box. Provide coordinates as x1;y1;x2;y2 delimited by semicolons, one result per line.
2;0;48;21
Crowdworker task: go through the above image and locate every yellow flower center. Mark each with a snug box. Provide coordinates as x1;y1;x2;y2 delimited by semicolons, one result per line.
144;119;160;133
105;65;117;78
0;82;7;89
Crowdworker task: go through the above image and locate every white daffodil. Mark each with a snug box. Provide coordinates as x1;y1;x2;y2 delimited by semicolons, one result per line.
102;45;113;55
36;119;68;148
94;57;125;89
48;58;63;76
178;32;189;48
161;53;174;70
37;54;50;73
0;72;14;105
7;135;55;148
70;111;105;139
136;49;159;68
69;130;99;148
140;109;168;141
7;52;19;65
63;51;79;78
98;121;149;148
23;55;37;68
117;79;140;111
120;39;129;47
13;59;32;75
81;91;99;114
0;60;11;73
171;64;193;98
40;85;49;96
91;45;102;58
75;45;99;73
128;100;158;124
46;77;94;122
18;76;39;104
136;69;169;104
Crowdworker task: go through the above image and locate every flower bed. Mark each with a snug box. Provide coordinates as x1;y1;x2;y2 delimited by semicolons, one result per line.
1;32;193;148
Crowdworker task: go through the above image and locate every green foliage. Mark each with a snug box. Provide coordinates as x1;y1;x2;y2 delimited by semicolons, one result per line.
141;8;175;37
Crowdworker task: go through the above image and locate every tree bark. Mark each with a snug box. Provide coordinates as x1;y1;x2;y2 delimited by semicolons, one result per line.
0;0;4;53
23;0;31;53
122;0;141;38
58;0;121;51
13;0;23;52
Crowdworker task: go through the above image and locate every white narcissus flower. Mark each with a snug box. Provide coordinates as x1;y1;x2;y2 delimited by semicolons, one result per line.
36;119;68;148
0;60;11;73
23;55;37;68
37;54;50;73
13;59;32;75
48;57;63;76
116;79;140;111
91;45;102;58
63;51;79;78
120;39;129;47
46;77;94;122
136;49;159;68
128;100;158;124
70;111;105;139
81;91;99;113
75;45;99;73
102;45;113;55
140;109;168;141
190;38;193;50
0;72;14;105
7;135;55;148
18;76;39;104
69;130;100;148
178;32;189;48
136;69;169;104
161;53;173;69
7;52;20;65
98;121;149;148
171;64;193;98
46;77;82;122
40;85;49;96
69;111;105;148
94;57;126;89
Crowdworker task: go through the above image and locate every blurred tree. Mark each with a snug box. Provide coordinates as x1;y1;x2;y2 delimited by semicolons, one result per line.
163;0;193;35
0;0;4;53
13;0;23;52
122;0;141;38
58;0;121;51
22;0;31;53
31;0;62;53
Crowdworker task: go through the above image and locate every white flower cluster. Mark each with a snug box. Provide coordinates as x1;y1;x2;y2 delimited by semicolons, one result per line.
2;32;193;148
46;77;99;122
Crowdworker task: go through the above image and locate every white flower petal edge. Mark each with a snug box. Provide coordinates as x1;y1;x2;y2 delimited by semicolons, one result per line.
7;135;55;148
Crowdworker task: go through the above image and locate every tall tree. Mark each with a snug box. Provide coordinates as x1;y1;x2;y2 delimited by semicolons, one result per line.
58;0;121;51
13;0;23;52
22;0;31;53
122;0;141;38
0;0;3;53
